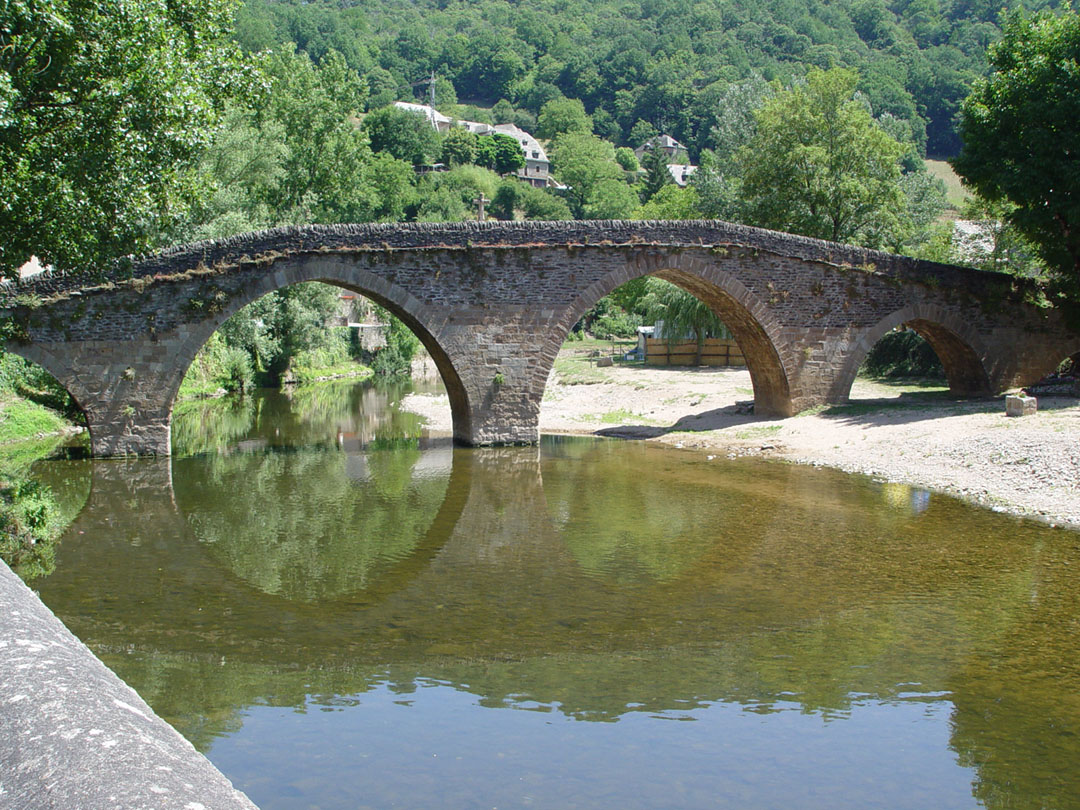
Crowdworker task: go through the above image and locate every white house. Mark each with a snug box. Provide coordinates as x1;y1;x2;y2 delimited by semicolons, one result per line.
394;102;553;188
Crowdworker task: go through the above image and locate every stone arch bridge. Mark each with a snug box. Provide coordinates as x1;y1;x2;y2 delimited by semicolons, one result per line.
2;220;1077;457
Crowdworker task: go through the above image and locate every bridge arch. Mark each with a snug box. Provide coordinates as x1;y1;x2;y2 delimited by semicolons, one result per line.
836;304;993;400
536;251;795;417
164;254;472;447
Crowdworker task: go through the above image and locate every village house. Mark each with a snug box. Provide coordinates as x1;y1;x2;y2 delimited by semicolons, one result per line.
633;133;689;163
394;102;553;188
667;164;698;187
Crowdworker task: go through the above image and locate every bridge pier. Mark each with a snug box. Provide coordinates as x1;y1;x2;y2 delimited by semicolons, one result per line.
11;339;181;457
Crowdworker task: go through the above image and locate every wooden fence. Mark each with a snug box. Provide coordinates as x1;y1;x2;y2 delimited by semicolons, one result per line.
645;337;746;366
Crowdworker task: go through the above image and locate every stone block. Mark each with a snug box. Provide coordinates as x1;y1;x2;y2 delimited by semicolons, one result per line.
1005;394;1037;417
596;356;613;367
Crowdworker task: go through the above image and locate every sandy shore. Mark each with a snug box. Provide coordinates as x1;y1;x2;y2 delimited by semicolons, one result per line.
404;355;1080;530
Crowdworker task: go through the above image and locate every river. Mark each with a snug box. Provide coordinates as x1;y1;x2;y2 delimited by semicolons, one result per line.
27;378;1080;810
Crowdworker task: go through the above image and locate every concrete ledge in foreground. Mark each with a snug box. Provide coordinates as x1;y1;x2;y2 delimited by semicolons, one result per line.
0;560;258;810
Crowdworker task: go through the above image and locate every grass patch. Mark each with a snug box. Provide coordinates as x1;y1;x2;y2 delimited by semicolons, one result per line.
0;435;69;476
580;408;661;425
288;359;373;385
553;357;611;385
561;336;636;355
925;159;970;209
734;424;783;439
0;397;70;445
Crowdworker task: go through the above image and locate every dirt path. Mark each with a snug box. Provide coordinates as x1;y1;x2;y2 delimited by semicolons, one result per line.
403;355;1080;530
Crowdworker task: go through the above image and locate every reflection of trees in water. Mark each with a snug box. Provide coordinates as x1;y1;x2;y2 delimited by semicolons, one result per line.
171;396;256;456
947;536;1080;810
172;379;433;457
543;442;735;582
175;447;449;602
1;439;91;579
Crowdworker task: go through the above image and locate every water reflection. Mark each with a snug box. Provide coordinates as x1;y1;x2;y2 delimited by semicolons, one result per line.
29;381;1080;810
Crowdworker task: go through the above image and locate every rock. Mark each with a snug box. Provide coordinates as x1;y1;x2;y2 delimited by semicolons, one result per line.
596;356;613;367
1005;394;1037;417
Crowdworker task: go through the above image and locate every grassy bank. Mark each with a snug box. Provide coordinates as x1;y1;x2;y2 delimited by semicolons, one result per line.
0;397;71;445
1;351;84;581
0;407;78;581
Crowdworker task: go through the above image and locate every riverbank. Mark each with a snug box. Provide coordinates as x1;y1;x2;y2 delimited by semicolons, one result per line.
0;396;82;450
403;358;1080;530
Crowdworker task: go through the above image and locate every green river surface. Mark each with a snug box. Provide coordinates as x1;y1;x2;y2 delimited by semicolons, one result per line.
27;379;1080;810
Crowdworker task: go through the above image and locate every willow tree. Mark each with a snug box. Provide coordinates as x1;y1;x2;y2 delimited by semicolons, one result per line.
640;278;728;366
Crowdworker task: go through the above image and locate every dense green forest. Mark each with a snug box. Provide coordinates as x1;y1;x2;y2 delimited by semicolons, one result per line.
232;0;1061;158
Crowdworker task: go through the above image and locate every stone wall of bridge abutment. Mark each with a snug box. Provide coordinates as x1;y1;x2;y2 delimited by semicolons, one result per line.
3;221;1079;456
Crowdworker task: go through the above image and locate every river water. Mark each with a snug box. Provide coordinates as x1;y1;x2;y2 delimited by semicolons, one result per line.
29;379;1080;810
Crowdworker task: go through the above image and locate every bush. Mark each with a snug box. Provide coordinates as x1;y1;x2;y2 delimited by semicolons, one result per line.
591;310;642;340
862;330;945;378
370;309;420;376
178;332;255;398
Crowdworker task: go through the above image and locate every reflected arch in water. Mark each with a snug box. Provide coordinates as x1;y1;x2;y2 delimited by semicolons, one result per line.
835;304;993;399
171;439;457;602
536;252;794;416
163;261;468;451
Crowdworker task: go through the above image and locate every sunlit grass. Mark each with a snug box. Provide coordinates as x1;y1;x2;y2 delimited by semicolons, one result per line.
552;357;611;385
0;397;70;446
579;408;662;425
735;424;783;439
925;158;970;210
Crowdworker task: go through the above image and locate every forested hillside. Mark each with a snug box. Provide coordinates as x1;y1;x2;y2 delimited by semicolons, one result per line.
233;0;1058;158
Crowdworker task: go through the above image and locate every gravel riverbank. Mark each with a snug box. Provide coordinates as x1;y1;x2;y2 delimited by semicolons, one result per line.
403;357;1080;530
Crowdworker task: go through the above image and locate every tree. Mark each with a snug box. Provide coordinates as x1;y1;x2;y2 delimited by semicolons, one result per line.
413;165;501;222
536;97;591;140
491;180;573;221
707;75;776;174
584;178;639;219
549;131;627;217
738;68;906;247
639;146;673;203
689;151;742;220
181;48;402;239
953;9;1080;294
634;185;702;220
614;147;639;173
474;133;525;175
362;106;440;165
441;127;478;166
261;50;380;224
0;0;248;277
